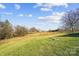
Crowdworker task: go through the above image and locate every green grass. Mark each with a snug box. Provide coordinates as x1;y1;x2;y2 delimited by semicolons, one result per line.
0;32;79;56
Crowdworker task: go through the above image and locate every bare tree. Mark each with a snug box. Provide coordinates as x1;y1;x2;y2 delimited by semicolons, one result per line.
29;27;39;33
14;25;28;36
0;20;14;39
63;9;79;32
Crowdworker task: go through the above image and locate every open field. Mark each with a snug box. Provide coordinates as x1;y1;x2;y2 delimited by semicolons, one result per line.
0;32;79;56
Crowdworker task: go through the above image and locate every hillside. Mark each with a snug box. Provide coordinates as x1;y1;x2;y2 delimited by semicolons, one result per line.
0;32;79;56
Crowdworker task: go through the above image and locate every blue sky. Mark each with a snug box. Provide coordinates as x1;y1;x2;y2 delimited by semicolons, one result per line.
0;3;79;31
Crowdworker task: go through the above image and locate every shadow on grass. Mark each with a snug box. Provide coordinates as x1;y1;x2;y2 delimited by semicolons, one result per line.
58;32;79;37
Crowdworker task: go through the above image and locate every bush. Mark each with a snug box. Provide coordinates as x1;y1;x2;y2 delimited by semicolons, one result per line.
14;25;28;36
0;20;14;39
29;27;39;33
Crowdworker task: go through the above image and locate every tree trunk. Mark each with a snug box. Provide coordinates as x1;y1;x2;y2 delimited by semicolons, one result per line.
71;26;74;32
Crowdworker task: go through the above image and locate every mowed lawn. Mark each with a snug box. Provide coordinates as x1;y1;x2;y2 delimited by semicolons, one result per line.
0;32;79;56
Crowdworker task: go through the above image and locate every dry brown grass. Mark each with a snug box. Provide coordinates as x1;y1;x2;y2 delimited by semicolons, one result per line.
0;32;64;46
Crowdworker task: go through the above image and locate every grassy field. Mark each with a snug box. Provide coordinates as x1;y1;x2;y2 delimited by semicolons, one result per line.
0;32;79;56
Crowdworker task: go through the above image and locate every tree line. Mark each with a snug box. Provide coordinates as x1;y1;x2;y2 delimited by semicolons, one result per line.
0;20;39;40
0;8;79;40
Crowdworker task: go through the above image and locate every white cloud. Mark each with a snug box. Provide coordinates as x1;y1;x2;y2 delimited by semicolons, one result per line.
28;14;32;17
34;3;68;8
38;12;65;23
0;4;6;9
38;17;45;20
14;4;21;10
18;14;24;16
52;3;68;7
18;14;32;17
33;3;43;8
40;8;52;11
34;3;68;11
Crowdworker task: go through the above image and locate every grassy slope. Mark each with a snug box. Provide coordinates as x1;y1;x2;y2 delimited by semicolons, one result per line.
0;32;79;56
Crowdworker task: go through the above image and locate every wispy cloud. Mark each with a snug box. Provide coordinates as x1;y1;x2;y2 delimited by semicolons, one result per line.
40;8;52;11
18;14;24;16
14;4;21;10
0;4;6;9
34;3;68;11
28;14;32;17
18;14;33;17
38;12;65;23
34;3;68;8
52;3;68;7
0;12;13;16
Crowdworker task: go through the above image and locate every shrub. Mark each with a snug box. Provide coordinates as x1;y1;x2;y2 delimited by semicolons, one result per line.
0;20;14;39
29;27;39;33
14;25;28;36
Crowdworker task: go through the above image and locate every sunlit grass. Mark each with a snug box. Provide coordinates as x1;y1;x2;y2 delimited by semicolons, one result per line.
0;32;79;56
